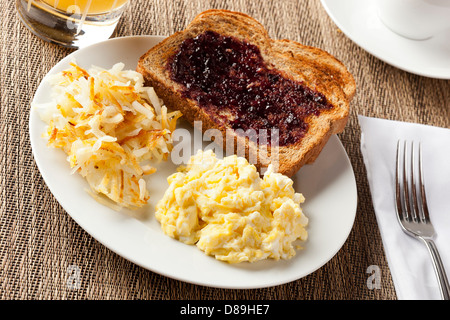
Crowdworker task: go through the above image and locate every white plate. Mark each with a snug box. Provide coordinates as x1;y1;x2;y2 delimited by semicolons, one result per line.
29;36;357;289
320;0;450;79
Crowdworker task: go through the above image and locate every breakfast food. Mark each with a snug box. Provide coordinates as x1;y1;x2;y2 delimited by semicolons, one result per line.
35;62;182;209
155;149;308;263
137;9;356;177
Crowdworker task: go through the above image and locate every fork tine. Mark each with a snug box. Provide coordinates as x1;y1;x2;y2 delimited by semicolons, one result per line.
418;142;432;224
395;140;404;221
395;140;408;222
410;141;420;222
402;140;412;221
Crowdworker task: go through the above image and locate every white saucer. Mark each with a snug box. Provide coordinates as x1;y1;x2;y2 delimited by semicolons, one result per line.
320;0;450;79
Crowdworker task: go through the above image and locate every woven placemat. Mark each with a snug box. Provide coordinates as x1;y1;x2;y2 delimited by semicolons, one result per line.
1;0;448;300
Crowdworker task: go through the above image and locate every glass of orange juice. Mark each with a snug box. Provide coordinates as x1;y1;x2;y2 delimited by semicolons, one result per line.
16;0;130;49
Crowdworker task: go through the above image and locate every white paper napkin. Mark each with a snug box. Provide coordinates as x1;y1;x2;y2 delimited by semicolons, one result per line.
358;115;450;300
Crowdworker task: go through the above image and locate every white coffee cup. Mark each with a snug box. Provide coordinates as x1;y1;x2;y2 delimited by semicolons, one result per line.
376;0;450;40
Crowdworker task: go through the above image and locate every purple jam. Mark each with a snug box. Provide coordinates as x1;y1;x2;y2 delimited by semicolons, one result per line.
167;31;333;146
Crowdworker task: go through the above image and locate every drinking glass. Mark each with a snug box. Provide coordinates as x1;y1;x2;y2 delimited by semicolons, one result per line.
16;0;130;49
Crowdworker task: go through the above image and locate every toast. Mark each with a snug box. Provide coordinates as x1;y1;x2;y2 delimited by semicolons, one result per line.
137;9;356;177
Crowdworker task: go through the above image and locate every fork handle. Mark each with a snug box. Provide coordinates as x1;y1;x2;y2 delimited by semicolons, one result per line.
420;238;450;300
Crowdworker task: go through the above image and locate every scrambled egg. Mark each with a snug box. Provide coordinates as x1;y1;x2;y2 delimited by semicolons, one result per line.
155;150;308;263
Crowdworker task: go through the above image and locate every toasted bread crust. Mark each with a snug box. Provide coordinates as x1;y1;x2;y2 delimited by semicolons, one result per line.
137;9;355;176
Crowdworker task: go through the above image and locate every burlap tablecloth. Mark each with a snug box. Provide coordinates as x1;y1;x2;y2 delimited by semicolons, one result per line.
1;0;448;300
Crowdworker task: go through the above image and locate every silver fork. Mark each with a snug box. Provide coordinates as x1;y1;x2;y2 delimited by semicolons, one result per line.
395;140;450;300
